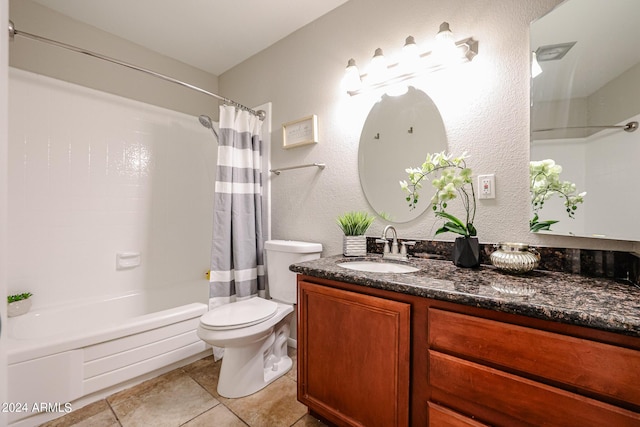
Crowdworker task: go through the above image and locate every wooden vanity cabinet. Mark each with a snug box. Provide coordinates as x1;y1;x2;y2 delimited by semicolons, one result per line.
297;279;411;427
296;275;640;427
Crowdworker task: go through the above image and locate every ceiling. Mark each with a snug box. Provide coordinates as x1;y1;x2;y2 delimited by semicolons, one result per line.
32;0;349;76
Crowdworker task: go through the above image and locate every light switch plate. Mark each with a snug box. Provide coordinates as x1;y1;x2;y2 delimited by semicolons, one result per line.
478;174;495;199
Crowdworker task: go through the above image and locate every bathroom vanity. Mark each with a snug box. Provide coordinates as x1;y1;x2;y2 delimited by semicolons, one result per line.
291;255;640;427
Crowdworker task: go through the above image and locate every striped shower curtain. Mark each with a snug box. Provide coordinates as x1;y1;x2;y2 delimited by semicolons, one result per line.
208;105;266;309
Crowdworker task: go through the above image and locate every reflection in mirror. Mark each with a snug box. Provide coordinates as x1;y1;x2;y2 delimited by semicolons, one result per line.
530;0;640;241
358;87;447;223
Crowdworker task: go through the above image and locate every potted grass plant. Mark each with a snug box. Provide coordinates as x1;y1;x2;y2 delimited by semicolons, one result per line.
7;292;33;317
337;211;375;257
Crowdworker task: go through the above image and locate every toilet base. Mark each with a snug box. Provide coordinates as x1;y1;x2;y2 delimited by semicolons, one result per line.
216;313;293;398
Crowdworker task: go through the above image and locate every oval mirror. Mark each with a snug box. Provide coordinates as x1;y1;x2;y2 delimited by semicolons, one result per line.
358;87;447;223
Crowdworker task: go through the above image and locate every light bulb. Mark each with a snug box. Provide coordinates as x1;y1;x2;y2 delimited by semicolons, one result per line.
367;48;389;85
400;36;420;75
343;58;362;92
434;22;459;66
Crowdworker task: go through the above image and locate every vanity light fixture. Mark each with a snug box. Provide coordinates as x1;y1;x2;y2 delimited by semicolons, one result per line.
343;22;479;96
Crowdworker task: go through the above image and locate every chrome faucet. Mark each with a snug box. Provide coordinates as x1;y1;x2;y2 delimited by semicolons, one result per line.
381;225;399;255
376;225;415;261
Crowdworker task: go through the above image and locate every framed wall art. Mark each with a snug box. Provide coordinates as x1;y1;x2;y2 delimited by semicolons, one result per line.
282;115;318;149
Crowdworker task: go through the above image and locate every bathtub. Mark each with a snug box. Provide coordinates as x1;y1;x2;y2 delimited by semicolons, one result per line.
5;283;210;426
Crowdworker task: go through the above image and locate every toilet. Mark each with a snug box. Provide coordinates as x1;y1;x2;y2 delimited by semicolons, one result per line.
197;239;322;398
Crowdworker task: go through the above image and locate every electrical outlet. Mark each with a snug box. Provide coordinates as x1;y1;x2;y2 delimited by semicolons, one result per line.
478;174;495;199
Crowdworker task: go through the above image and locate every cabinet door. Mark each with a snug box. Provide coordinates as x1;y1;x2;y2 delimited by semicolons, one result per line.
298;280;411;427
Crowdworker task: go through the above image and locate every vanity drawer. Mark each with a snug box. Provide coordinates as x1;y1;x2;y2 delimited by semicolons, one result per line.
427;402;488;427
428;308;640;406
429;351;640;427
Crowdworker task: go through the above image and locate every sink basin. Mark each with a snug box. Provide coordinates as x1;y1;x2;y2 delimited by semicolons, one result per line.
337;260;419;274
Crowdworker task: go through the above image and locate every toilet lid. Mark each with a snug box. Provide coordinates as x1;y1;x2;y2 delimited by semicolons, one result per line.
200;297;278;330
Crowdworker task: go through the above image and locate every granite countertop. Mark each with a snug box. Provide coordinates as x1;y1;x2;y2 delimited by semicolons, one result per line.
290;254;640;337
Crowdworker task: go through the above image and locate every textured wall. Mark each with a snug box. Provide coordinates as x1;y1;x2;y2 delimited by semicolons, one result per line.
219;0;639;255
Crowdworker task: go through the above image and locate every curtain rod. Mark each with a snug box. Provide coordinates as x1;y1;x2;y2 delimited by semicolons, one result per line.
8;20;265;120
532;121;638;133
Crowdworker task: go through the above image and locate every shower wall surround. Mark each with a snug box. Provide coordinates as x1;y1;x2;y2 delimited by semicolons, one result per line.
8;68;214;309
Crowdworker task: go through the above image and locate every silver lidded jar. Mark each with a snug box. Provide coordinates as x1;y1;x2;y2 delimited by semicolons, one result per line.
490;242;540;274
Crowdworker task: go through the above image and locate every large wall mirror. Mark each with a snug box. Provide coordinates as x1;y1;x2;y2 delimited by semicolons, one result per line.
530;0;640;241
358;87;447;223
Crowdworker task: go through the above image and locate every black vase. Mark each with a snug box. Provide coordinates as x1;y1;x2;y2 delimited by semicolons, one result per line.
453;237;480;268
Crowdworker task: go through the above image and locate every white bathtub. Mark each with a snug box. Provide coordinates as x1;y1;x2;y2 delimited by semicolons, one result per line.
6;283;209;426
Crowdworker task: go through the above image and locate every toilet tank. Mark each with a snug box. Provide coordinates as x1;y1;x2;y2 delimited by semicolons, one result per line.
265;240;322;304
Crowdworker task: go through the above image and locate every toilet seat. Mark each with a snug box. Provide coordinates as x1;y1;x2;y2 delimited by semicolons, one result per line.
200;297;278;331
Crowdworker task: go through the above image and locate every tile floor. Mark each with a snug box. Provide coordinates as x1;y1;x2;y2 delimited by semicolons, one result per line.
42;349;327;427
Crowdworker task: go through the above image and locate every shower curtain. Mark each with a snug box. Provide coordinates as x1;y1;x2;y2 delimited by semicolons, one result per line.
208;105;266;309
